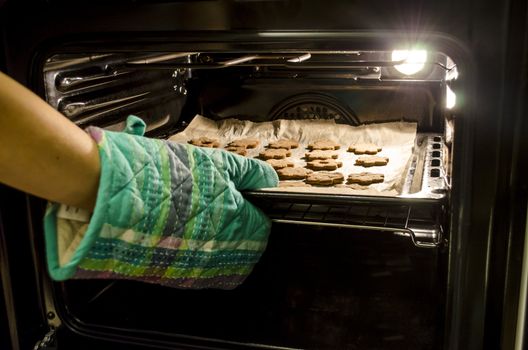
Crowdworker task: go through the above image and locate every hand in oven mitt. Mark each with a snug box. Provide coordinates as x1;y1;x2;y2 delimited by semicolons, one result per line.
44;115;278;289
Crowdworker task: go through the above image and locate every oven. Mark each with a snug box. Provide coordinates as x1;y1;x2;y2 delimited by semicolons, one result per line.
1;1;528;350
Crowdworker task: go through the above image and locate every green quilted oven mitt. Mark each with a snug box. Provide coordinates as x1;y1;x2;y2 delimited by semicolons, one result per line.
43;116;278;289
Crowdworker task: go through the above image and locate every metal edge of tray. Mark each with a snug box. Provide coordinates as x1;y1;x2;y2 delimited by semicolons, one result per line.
243;190;444;206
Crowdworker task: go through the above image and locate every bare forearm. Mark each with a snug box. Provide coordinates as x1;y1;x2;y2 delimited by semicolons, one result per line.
0;72;100;210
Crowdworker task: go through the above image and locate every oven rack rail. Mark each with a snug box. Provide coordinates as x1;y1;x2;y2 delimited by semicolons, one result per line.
245;192;445;248
119;52;456;73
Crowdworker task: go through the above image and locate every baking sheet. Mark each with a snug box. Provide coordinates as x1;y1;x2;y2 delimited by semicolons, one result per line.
168;115;417;196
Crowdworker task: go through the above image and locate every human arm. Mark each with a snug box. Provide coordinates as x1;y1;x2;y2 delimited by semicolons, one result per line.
0;71;279;289
0;72;100;210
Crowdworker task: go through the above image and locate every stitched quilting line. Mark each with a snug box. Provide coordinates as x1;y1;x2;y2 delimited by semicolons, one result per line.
105;137;177;232
179;152;236;238
196;150;211;242
166;177;193;234
183;186;231;237
106;136;152;201
191;150;222;241
164;143;191;237
79;256;255;277
188;149;211;262
92;240;261;258
139;135;154;234
142;137;167;235
149;139;172;236
208;152;229;238
134;155;192;237
87;250;258;268
102;137;154;232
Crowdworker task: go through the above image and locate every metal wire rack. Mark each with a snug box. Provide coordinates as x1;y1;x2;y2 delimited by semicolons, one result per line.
246;192;444;248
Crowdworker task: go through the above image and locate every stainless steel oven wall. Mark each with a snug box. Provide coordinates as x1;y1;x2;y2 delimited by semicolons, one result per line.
40;50;450;130
42;53;189;132
1;1;527;349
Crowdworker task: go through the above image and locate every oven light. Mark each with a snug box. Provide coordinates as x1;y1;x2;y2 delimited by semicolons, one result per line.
446;85;456;109
391;50;427;75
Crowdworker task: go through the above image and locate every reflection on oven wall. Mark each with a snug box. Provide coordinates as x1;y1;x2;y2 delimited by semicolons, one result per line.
43;50;457;129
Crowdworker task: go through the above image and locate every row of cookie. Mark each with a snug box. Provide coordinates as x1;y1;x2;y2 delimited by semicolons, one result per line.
187;137;260;156
190;137;298;157
269;138;383;156
189;137;383;156
306;139;383;156
188;137;299;151
266;158;343;171
278;171;385;186
262;150;389;168
236;141;388;168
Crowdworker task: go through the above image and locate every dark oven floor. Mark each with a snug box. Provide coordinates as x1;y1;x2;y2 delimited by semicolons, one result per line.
58;224;445;350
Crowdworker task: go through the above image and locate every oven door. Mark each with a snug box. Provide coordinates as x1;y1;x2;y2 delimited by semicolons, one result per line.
49;221;446;349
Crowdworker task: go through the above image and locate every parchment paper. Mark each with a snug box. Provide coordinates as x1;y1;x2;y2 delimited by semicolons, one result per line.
168;115;417;197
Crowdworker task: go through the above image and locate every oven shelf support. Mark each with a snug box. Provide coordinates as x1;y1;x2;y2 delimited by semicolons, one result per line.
271;219;442;248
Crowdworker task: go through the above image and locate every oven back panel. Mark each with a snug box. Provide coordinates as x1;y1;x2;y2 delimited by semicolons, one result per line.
184;69;443;132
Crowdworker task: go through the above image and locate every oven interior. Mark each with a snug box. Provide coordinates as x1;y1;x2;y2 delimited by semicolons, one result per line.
39;48;458;349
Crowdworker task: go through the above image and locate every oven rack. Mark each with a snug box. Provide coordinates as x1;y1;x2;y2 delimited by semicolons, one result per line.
120;52;455;73
244;192;445;248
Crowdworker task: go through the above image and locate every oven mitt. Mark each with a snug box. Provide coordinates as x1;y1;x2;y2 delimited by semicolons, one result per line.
43;115;278;289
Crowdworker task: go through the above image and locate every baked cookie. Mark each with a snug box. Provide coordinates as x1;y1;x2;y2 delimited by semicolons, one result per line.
307;139;340;150
305;150;339;160
277;167;313;180
348;143;382;155
225;146;247;156
259;149;292;160
347;172;384;185
355;156;389;167
188;137;220;148
266;159;294;170
268;139;299;150
305;172;344;186
227;138;260;149
278;181;312;188
306;159;343;171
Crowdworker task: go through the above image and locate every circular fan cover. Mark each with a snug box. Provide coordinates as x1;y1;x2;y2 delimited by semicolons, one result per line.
268;93;359;125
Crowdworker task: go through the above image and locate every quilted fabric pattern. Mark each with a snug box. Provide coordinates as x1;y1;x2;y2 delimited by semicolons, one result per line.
44;116;278;289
